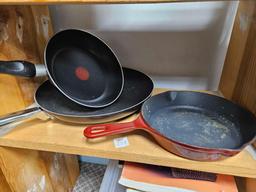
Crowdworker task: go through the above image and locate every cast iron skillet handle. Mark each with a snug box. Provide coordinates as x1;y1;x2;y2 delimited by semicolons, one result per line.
84;115;148;139
84;122;136;138
0;107;41;127
0;61;46;77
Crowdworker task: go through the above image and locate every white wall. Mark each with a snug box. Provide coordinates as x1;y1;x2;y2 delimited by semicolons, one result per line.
49;1;238;90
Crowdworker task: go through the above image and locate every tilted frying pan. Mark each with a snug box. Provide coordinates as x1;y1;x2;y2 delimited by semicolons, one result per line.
0;68;153;125
84;91;256;161
0;29;124;108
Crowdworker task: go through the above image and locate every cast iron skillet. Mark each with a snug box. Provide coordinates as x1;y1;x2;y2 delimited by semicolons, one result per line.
84;91;256;161
0;68;153;125
0;29;124;108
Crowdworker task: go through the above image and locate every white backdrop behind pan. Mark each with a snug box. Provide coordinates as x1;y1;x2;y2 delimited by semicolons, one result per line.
49;1;238;90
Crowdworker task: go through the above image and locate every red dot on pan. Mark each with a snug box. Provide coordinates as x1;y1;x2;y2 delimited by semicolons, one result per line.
75;67;90;81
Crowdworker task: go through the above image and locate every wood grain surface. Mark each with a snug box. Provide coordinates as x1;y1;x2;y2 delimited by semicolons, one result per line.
0;147;55;192
0;5;51;114
0;167;11;192
219;1;255;99
40;152;79;192
0;6;79;191
220;1;256;115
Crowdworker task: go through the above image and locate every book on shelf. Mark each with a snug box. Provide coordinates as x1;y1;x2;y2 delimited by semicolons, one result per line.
119;162;238;192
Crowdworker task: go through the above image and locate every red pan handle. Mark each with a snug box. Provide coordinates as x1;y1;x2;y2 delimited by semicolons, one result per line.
84;115;148;138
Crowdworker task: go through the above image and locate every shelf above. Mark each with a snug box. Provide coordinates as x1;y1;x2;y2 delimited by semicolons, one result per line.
0;89;255;178
0;0;202;5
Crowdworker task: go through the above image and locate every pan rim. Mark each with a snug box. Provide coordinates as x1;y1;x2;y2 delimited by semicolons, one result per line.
43;28;124;108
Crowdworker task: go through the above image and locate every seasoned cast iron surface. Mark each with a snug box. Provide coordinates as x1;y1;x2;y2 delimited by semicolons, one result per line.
142;91;256;149
150;106;242;148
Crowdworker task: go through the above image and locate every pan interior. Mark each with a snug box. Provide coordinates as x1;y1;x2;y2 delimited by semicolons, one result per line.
150;106;242;149
142;91;256;149
45;29;123;107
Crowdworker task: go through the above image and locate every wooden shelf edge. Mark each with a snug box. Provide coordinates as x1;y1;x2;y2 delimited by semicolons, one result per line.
0;136;255;179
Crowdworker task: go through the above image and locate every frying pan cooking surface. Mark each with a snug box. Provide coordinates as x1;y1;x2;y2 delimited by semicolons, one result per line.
142;91;255;149
149;106;241;149
45;29;124;107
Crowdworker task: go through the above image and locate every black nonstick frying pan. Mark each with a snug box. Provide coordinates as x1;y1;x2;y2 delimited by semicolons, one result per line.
0;29;124;108
0;68;153;125
84;91;256;161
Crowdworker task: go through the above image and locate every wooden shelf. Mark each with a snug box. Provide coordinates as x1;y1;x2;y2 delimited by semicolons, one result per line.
0;0;204;5
0;89;255;178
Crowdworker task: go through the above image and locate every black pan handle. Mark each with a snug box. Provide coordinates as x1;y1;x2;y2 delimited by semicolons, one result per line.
0;61;46;77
